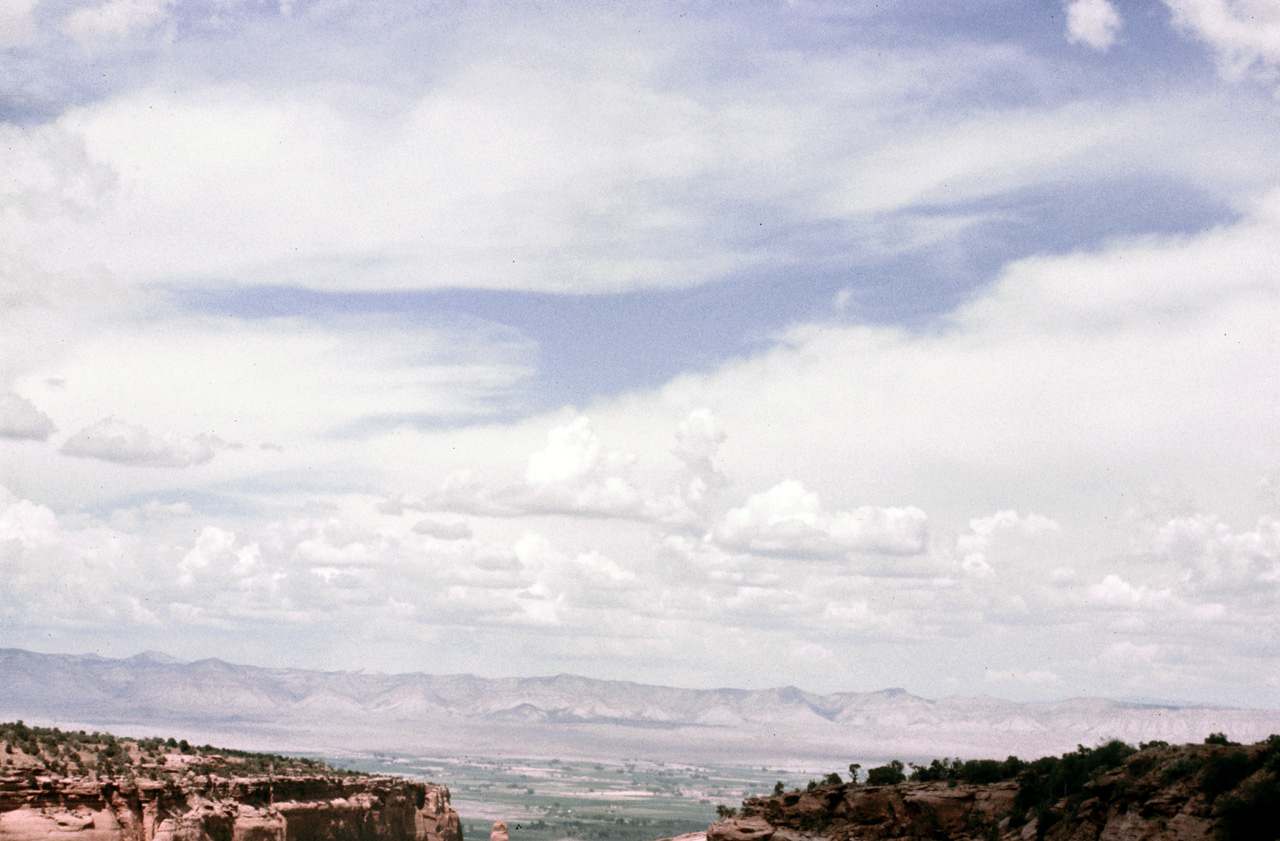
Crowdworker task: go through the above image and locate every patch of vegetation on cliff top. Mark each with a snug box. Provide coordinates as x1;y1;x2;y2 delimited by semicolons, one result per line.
0;720;366;782
753;734;1280;841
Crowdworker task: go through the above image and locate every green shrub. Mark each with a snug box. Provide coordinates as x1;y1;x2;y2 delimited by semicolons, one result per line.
1214;772;1280;841
866;760;906;785
1013;740;1136;819
1202;749;1256;804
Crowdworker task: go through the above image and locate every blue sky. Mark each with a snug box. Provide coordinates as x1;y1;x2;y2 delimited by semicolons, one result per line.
2;0;1280;709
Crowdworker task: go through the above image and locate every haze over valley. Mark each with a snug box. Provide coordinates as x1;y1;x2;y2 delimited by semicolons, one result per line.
5;649;1279;768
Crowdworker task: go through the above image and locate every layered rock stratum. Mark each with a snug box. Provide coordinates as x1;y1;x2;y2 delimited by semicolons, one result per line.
0;773;461;841
0;722;462;841
705;739;1278;841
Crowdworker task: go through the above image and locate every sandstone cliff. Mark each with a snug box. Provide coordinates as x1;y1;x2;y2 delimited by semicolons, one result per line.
707;738;1278;841
0;772;462;841
0;723;461;841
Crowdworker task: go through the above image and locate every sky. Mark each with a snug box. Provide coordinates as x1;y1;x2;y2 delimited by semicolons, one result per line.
1;0;1279;709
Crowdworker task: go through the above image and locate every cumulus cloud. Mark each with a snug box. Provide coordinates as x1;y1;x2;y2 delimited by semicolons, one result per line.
0;392;55;440
1164;0;1280;83
0;488;59;548
178;526;238;586
1087;574;1172;609
60;417;231;467
1150;513;1280;594
1;487;158;633
672;408;727;515
1065;0;1123;50
522;416;643;516
955;510;1061;578
433;411;727;525
713;480;928;558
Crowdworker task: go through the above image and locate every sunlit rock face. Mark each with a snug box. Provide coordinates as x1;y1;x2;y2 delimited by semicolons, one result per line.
0;774;462;841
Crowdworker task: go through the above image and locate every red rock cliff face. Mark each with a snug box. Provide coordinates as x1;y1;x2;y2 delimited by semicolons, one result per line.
709;782;1019;841
0;774;462;841
706;740;1280;841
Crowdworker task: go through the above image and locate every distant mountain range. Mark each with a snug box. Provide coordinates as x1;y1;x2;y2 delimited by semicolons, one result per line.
3;648;1278;767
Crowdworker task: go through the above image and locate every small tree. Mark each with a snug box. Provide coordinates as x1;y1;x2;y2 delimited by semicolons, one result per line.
866;760;906;786
847;763;861;784
823;772;842;785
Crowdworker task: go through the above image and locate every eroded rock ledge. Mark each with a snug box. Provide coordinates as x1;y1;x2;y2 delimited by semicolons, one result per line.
708;782;1018;841
0;773;462;841
707;739;1279;841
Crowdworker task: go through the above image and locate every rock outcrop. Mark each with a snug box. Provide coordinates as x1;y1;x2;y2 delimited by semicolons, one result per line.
707;740;1279;841
0;773;462;841
709;782;1017;841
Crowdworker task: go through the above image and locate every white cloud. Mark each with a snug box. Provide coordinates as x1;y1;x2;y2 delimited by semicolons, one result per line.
526;417;612;487
4;2;1280;704
432;411;728;525
1087;574;1172;609
0;0;40;46
672;408;727;515
412;518;473;541
1049;567;1077;586
1150;513;1280;594
955;510;1061;578
16;19;1277;298
1164;0;1280;83
178;526;237;586
821;599;883;631
516;416;647;518
60;417;231;467
1065;0;1123;50
1100;640;1161;666
62;0;174;46
0;392;55;440
984;668;1063;685
713;480;928;558
2;313;534;508
0;488;58;548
